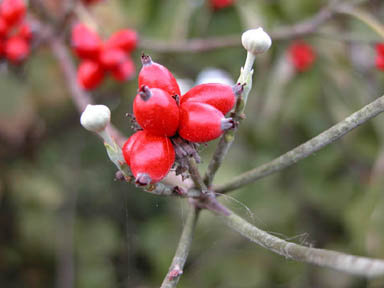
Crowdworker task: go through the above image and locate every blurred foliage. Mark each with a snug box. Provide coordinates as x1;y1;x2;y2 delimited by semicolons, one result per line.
1;0;384;287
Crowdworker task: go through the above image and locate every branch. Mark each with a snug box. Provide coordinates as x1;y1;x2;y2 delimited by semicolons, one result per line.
218;209;384;278
215;94;384;194
138;1;338;54
160;206;199;288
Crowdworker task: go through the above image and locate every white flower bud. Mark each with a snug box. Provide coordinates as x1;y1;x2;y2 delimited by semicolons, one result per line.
80;104;111;133
241;27;272;55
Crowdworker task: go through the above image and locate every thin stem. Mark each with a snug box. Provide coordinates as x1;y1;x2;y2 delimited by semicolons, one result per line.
138;0;349;54
187;158;206;193
337;5;384;40
160;206;199;288
203;59;253;187
218;209;384;278
215;94;384;194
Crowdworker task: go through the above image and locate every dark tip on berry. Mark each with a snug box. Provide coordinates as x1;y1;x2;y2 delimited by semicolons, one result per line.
141;53;152;66
135;173;152;186
172;94;180;106
221;118;236;131
232;83;245;96
138;85;152;101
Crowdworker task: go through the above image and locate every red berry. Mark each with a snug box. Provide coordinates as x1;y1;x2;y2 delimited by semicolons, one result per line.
0;40;5;57
77;60;105;90
133;86;179;137
0;0;26;26
376;54;384;71
111;58;136;82
16;23;32;41
122;131;143;167
105;29;138;53
376;43;384;56
181;83;237;115
99;47;126;70
210;0;234;10
288;41;316;72
71;24;102;60
128;131;175;185
179;102;234;143
5;36;29;63
138;55;181;96
0;17;9;37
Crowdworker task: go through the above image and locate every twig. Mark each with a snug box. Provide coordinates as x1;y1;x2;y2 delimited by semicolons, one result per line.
187;158;206;192
215;94;384;194
139;1;339;54
218;209;384;278
160;206;199;288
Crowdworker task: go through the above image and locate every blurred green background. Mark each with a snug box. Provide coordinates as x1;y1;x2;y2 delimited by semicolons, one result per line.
1;0;384;287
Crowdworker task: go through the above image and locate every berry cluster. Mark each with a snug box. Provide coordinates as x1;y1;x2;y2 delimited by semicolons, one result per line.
376;43;384;71
122;55;239;185
0;0;32;64
288;41;316;72
71;23;137;90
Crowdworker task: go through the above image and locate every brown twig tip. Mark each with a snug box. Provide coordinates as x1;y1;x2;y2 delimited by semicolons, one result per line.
232;83;245;97
221;118;236;131
141;53;152;66
135;173;152;186
168;265;183;280
138;85;152;101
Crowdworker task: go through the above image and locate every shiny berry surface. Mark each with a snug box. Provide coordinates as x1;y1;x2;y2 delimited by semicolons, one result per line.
138;55;181;96
122;131;143;167
179;102;226;143
71;24;102;60
133;86;179;137
77;60;105;90
5;36;29;63
0;18;9;37
129;131;175;183
181;83;236;115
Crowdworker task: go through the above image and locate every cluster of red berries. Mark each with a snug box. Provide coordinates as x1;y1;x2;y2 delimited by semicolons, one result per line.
71;24;137;90
210;0;235;10
0;0;32;64
288;41;316;72
122;55;239;185
376;43;384;71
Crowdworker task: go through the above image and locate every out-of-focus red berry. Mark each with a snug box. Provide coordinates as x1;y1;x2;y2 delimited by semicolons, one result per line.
111;58;135;82
288;41;316;72
71;24;102;60
0;0;26;26
99;47;126;70
16;23;32;41
0;18;9;37
77;60;105;90
105;29;138;53
210;0;234;11
5;36;29;63
376;54;384;71
376;43;384;56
